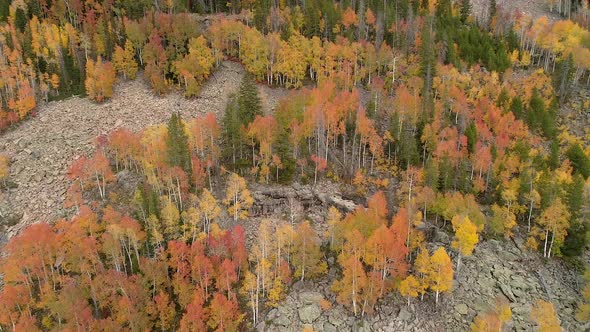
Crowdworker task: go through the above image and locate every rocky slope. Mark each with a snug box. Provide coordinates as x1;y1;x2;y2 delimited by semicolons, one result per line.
0;61;287;242
257;227;587;331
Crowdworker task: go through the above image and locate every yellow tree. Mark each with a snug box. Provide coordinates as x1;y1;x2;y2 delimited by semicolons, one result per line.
292;221;327;281
531;300;561;331
326;206;342;248
0;154;9;186
85;57;116;102
471;298;512;332
451;215;479;271
530;198;571;258
113;40;138;79
414;247;432;301
576;269;590;321
199;189;221;235
161;197;181;240
181;206;200;243
399;275;421;306
223;173;254;222
429;247;454;305
173;36;215;97
489;204;517;238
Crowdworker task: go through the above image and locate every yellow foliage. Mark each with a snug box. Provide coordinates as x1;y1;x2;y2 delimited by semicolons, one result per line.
531;300;561;331
451;215;479;258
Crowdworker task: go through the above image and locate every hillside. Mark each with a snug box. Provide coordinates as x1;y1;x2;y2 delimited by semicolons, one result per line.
0;62;287;241
0;1;589;331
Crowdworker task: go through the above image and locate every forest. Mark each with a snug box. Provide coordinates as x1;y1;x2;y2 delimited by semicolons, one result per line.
0;0;589;331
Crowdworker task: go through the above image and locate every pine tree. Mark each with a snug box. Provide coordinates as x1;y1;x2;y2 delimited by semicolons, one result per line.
465;121;477;154
459;0;471;23
166;112;193;180
237;73;262;125
562;174;587;257
566;144;590;179
509;96;524;119
419;18;436;114
0;0;9;23
222;96;242;166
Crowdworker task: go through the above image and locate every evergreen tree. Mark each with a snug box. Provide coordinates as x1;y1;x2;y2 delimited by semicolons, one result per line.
222;74;262;169
166;112;193;179
459;0;471;23
509;96;524;119
254;0;270;33
419;18;436;114
465;121;477;154
14;7;27;33
548;139;560;171
566;144;590;179
562;173;587;257
0;0;9;23
237;73;262;125
222;96;242;167
488;0;497;29
496;88;510;111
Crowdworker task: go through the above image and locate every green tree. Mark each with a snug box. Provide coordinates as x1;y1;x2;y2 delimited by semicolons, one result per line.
459;0;471;23
419;18;436;114
465;121;477;154
237;73;262;125
562;174;587;257
14;7;27;32
566;144;590;179
509;96;524;119
0;0;9;23
166;112;193;180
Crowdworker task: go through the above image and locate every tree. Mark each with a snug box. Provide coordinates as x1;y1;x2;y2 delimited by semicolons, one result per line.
85;57;116;102
179;290;207;332
223;173;254;222
173;36;215;97
471;298;512;332
86;152;114;199
207;293;242;332
199;189;221;235
399;275;421;306
0;154;9;186
414;248;432;300
113;40;138;79
237;73;262;125
531;300;561;331
489;204;517;238
167;112;193;179
161;197;181;239
577;269;590;322
292;221;327;281
531;198;571;258
332;254;367;316
566;144;590;179
429;247;453;305
459;0;472;23
451;215;479;271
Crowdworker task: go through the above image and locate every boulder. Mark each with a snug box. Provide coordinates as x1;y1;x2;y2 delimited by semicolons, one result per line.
397;307;412;321
299;291;323;305
298;304;321;324
455;303;469;315
273;314;291;327
323;322;338;332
